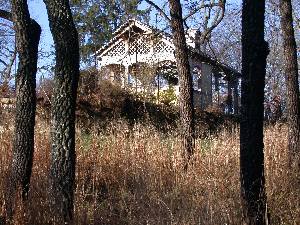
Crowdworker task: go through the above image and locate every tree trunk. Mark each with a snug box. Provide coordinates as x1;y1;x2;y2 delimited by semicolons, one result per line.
240;0;269;224
5;0;41;215
168;0;195;167
279;0;300;170
43;0;80;222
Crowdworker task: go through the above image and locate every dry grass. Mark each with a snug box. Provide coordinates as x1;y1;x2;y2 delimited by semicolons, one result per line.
0;115;299;224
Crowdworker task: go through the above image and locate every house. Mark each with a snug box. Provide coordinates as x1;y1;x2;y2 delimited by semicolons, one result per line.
96;19;241;114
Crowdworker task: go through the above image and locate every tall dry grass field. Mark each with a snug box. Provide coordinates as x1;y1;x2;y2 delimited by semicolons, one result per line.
0;114;299;224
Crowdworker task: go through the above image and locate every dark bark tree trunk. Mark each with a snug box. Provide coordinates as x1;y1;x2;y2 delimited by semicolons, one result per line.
0;0;41;218
240;0;269;224
279;0;300;170
168;0;195;167
0;3;40;221
10;0;41;200
43;0;80;222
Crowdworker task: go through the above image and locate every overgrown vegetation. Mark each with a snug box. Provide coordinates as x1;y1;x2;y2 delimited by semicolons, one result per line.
37;73;238;136
0;112;299;224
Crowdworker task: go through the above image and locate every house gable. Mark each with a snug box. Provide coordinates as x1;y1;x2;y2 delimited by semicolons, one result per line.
97;19;176;68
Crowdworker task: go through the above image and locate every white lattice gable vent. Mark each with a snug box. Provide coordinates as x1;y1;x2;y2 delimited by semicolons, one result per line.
128;35;151;55
97;20;177;67
106;40;126;57
154;40;174;54
97;19;153;57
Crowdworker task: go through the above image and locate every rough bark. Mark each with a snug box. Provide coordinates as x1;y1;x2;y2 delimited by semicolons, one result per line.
168;0;195;167
1;0;41;218
279;0;300;170
240;0;269;224
43;0;80;222
0;3;40;222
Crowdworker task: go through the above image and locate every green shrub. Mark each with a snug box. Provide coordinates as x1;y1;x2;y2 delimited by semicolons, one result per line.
159;86;177;106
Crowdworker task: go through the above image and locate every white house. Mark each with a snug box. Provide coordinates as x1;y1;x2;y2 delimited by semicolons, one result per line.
96;19;241;113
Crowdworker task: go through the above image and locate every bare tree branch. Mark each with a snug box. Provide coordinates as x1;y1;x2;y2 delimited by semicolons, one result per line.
198;1;226;44
4;44;17;81
294;14;300;30
0;9;16;84
0;22;14;29
0;9;12;21
183;2;221;21
144;0;171;23
0;58;8;66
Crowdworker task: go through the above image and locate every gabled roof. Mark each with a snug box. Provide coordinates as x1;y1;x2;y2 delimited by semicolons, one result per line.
97;19;241;78
96;19;161;56
113;19;153;36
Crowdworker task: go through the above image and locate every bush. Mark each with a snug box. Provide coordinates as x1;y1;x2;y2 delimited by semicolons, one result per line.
159;86;177;106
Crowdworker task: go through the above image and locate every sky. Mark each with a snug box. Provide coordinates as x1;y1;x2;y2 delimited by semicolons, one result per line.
28;0;53;79
28;1;52;51
27;0;242;79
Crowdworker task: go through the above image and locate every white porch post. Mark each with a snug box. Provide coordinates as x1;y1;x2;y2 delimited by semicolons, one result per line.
124;65;129;87
233;79;239;114
123;38;130;88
